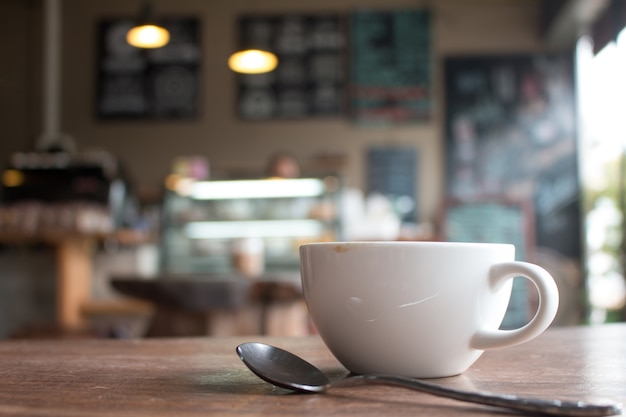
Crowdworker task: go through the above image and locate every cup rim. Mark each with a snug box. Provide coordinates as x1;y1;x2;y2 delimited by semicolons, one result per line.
300;241;515;249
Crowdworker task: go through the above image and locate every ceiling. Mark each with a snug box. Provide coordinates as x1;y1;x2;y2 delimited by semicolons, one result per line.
542;0;612;48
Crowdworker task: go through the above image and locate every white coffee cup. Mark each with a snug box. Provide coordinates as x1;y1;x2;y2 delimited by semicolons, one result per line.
299;241;559;378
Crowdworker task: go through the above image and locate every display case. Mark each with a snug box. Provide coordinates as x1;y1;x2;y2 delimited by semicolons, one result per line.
160;176;341;275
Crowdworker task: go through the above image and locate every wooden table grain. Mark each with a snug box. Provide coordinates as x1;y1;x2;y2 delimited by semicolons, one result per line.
0;324;625;416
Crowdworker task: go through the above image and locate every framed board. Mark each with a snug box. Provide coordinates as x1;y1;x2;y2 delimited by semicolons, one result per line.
444;55;581;259
234;14;347;120
442;198;534;260
350;9;432;124
96;18;200;120
366;146;418;222
442;197;535;329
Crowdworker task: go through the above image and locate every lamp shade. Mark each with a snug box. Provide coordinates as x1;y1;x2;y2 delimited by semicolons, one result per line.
228;49;278;74
127;24;170;48
126;2;170;49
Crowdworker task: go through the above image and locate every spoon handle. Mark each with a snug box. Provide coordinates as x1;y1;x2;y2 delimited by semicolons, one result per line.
332;375;622;417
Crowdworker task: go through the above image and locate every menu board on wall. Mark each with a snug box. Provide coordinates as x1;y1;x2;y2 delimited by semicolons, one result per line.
443;200;532;259
235;14;347;120
443;198;533;328
366;146;418;222
350;9;432;124
96;18;200;120
444;55;580;261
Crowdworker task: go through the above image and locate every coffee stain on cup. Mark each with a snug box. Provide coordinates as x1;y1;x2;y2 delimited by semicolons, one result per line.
346;292;440;322
333;245;351;253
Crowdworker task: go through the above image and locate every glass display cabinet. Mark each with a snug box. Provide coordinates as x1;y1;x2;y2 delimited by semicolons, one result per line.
160;176;341;276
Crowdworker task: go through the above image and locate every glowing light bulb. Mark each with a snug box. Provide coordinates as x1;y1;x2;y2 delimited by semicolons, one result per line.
127;24;170;48
228;49;278;74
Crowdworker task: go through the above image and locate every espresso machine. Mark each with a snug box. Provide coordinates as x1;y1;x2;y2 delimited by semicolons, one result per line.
0;149;138;234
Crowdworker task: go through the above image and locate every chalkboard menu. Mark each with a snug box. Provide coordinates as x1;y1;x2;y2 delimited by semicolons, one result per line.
444;200;532;260
366;146;418;222
350;10;432;124
235;14;346;120
443;199;532;328
444;55;580;261
96;18;200;119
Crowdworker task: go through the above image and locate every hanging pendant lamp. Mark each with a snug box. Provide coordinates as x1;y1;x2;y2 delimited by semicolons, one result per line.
228;48;278;74
127;2;170;49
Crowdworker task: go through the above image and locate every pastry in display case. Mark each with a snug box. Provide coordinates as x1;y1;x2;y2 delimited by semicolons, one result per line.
0;149;139;236
160;176;341;277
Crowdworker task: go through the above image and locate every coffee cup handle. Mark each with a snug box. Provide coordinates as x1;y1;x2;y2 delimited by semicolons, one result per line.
471;261;559;350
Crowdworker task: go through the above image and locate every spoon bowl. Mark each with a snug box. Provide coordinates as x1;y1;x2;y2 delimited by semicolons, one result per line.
236;342;621;417
237;341;329;392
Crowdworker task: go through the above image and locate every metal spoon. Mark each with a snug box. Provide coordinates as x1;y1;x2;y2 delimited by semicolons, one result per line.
236;342;622;417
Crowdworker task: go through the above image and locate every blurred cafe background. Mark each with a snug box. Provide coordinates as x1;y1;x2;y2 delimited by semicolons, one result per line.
1;0;625;339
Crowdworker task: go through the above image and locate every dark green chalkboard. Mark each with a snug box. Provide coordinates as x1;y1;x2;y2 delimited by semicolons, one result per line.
366;146;418;222
443;199;532;260
443;198;534;329
350;9;432;124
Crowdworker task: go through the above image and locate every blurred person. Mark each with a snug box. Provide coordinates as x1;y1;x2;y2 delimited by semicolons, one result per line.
266;151;301;178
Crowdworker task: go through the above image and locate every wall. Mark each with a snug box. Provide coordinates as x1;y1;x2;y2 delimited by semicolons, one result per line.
57;0;544;223
0;0;42;164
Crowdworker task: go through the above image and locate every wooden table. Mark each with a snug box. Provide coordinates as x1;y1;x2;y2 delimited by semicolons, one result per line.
0;230;154;331
1;324;625;416
111;273;308;337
